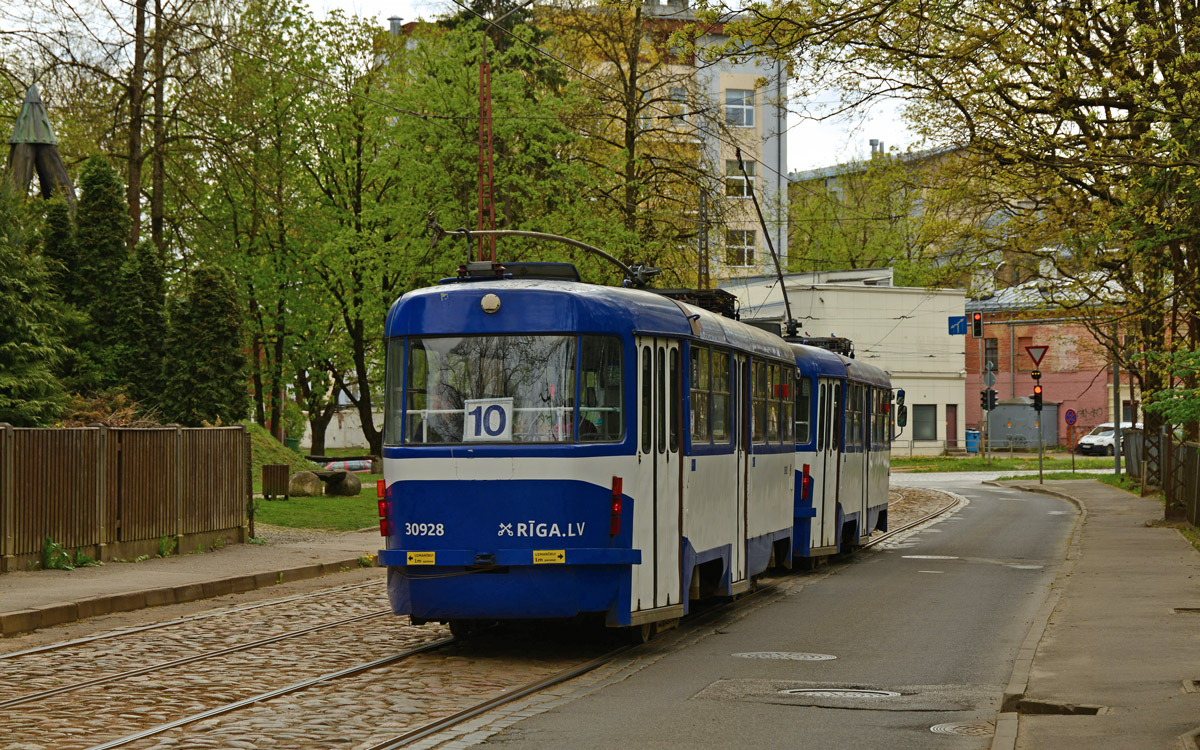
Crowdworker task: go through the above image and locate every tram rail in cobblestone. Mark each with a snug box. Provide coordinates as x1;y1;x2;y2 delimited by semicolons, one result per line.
0;609;390;709
82;636;456;750
0;579;385;660
364;644;636;749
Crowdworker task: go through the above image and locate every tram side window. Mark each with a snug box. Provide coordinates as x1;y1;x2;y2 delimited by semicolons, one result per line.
580;336;624;442
641;347;652;453
852;384;864;447
795;376;811;444
383;339;404;445
874;389;886;446
404;342;429;443
766;363;782;442
669;348;680;452
712;349;731;441
817;382;826;451
690;346;710;442
752;361;767;443
782;369;794;442
850;384;861;447
832;383;842;450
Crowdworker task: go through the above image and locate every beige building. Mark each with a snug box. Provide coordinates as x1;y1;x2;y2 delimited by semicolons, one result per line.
643;0;789;280
720;269;968;455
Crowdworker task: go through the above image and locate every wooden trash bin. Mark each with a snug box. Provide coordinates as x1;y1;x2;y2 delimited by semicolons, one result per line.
263;464;290;501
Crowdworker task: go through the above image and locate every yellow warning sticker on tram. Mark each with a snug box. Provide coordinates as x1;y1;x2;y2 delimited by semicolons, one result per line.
533;550;566;564
407;551;436;565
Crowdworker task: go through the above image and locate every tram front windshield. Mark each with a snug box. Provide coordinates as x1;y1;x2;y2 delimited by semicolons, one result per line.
390;335;623;445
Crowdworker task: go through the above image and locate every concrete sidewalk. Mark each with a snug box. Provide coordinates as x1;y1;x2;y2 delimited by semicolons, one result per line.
0;525;385;637
991;479;1200;750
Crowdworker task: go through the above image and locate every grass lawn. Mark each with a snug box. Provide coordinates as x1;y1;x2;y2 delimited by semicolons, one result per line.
892;455;1114;472
253;472;382;531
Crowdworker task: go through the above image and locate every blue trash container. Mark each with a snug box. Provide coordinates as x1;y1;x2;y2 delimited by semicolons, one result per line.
965;429;980;453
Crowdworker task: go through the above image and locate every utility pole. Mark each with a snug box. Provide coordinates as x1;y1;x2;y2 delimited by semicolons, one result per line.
475;0;536;264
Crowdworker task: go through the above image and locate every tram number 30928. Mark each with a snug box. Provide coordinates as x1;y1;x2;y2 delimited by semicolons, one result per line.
405;523;446;536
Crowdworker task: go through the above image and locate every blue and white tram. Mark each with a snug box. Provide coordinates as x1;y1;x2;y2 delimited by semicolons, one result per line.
376;270;892;635
787;345;891;563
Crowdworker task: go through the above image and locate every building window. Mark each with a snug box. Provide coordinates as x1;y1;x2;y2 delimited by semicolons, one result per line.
725;229;755;266
725;89;755;127
725;159;755;198
669;87;688;124
913;404;937;441
984;338;998;372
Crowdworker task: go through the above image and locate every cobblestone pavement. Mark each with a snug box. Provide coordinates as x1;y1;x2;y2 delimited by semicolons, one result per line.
0;583;389;703
2;485;959;750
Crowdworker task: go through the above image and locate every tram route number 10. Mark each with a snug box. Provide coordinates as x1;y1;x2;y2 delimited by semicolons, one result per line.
463;397;514;442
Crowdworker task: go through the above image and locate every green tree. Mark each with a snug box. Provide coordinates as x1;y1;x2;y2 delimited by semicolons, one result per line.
161;265;247;426
112;240;167;405
39;198;99;394
0;185;69;425
74;155;131;385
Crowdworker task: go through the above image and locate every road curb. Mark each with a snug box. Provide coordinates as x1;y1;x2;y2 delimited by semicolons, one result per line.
987;480;1087;750
0;556;372;638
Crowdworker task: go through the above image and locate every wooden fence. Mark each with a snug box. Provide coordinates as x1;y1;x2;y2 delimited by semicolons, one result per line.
0;425;251;573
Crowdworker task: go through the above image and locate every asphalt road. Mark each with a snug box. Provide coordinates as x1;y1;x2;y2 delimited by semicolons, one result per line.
479;479;1077;749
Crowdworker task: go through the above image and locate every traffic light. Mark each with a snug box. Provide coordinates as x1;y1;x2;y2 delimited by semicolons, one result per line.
981;390;989;410
1032;384;1043;412
971;312;983;338
988;390;998;410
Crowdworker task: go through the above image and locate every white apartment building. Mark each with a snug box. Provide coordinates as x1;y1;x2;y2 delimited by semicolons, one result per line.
642;0;789;280
720;270;968;456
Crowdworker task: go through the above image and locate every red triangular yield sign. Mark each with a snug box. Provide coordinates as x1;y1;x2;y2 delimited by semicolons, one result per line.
1026;345;1048;366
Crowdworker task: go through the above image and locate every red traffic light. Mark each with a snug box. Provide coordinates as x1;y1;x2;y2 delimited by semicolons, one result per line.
1033;384;1043;395
971;312;983;338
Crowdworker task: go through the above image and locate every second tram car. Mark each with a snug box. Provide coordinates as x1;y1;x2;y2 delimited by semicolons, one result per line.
376;266;891;637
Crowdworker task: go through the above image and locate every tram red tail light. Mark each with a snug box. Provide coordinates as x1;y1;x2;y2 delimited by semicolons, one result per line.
377;479;385;498
801;464;811;503
610;476;623;537
377;488;391;537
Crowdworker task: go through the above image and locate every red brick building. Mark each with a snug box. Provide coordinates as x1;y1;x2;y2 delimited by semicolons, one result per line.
965;289;1137;447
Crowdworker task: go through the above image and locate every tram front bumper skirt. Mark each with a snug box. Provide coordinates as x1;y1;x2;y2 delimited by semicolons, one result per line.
377;547;641;567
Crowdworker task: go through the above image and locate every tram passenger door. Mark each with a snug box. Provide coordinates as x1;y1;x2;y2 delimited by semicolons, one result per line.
732;354;748;585
636;338;681;611
818;378;840;549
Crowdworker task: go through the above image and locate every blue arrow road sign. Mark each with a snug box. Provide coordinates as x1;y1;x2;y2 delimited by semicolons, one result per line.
948;316;967;335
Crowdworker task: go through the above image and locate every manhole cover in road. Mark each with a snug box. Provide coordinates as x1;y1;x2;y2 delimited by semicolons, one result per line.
930;722;995;736
733;652;837;661
780;689;901;698
902;555;958;560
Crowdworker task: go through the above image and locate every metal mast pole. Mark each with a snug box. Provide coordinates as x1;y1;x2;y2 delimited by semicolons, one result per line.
1113;322;1122;475
477;37;496;263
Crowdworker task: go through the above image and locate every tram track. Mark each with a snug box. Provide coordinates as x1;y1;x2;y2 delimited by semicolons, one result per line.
0;578;386;660
84;637;457;750
0;608;390;709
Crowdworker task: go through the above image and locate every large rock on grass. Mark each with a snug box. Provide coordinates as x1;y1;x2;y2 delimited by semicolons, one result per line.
325;470;362;497
288;471;323;497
